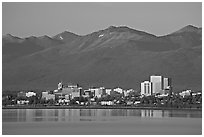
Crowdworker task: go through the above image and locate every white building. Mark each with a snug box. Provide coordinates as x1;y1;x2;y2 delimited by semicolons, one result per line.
101;101;114;106
26;91;36;97
113;87;123;94
123;90;128;97
17;100;29;105
150;75;163;94
54;89;58;93
192;92;201;96
179;90;192;97
141;81;152;96
67;83;78;88
105;89;112;95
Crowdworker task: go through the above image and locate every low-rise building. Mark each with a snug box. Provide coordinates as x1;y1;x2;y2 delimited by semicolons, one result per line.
67;83;78;88
101;101;114;106
179;90;192;97
126;101;134;105
65;94;71;100
42;91;55;100
17;91;26;98
105;89;112;95
89;87;104;98
113;87;123;94
72;89;80;98
26;91;36;97
192;91;201;96
17;100;29;105
54;82;82;99
134;101;141;105
83;90;92;98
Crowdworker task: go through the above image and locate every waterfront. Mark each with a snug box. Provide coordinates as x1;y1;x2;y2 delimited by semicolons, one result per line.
2;109;202;135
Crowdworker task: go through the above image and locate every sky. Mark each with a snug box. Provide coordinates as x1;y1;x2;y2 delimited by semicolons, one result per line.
2;2;202;38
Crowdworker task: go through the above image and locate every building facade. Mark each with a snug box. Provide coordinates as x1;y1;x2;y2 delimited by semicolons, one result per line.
89;87;104;98
26;92;36;97
17;91;26;98
42;92;55;100
113;87;123;94
163;77;171;89
105;89;112;95
150;75;163;94
141;81;152;96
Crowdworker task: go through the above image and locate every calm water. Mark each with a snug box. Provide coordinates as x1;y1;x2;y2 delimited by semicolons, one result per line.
2;109;202;135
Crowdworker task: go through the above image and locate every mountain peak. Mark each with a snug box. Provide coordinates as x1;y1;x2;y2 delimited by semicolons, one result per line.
3;34;21;39
3;34;23;43
105;25;130;31
104;25;156;37
181;25;199;31
52;30;80;42
4;33;13;37
60;31;79;36
173;25;200;34
25;36;37;39
107;25;117;29
38;35;52;40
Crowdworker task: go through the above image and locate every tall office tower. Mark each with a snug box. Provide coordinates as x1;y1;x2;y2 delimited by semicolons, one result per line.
163;77;171;89
150;75;163;94
163;77;172;95
141;81;152;96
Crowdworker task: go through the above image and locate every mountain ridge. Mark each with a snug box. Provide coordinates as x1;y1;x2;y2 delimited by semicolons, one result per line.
2;25;202;91
3;25;201;40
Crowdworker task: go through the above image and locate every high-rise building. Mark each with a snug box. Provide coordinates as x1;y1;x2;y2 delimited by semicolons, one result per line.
141;81;152;96
163;77;171;89
150;75;163;94
163;77;172;95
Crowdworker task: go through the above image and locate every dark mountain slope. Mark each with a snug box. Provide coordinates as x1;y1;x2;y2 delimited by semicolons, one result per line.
2;35;63;63
159;25;202;48
2;25;202;92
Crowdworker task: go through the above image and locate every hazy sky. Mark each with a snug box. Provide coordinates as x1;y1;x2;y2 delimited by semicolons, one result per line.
2;2;202;38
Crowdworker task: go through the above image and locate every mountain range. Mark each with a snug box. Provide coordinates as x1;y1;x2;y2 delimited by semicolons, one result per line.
2;25;202;92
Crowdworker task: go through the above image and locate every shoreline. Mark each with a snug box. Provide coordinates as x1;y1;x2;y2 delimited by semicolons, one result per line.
2;105;202;111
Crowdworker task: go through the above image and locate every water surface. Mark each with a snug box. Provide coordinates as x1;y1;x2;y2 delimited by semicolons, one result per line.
2;109;202;135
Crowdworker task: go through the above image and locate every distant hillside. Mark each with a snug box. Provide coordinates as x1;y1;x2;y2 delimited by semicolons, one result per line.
2;25;202;92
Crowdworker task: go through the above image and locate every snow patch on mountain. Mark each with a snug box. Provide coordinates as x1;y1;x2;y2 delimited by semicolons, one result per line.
59;36;63;40
99;34;104;38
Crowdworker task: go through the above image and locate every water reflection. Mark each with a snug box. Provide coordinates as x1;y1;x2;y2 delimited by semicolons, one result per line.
2;109;201;122
141;110;169;118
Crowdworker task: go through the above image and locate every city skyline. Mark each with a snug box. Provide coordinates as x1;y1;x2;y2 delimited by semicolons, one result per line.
2;2;202;135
